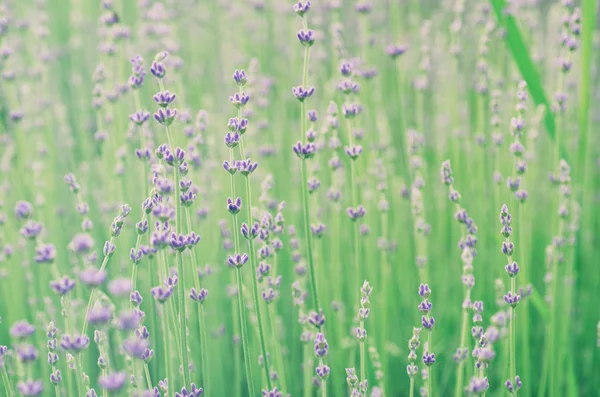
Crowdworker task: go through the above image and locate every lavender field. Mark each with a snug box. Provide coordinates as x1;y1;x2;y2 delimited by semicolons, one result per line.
0;0;599;396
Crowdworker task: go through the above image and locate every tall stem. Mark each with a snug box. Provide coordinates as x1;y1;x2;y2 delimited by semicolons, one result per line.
359;319;366;395
428;331;432;397
171;139;190;387
161;303;174;397
236;267;255;396
1;365;13;397
228;140;254;395
81;236;115;335
298;14;321;314
454;288;471;397
237;154;272;390
185;208;210;394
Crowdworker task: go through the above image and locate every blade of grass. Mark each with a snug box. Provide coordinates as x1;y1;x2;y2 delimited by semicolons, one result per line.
577;0;597;183
489;0;561;155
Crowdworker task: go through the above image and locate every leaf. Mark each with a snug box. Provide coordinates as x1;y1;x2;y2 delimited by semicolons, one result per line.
489;0;556;140
529;287;550;322
577;0;597;180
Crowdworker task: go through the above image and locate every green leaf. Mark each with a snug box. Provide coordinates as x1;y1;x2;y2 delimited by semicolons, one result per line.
489;0;556;140
577;0;597;181
529;287;550;323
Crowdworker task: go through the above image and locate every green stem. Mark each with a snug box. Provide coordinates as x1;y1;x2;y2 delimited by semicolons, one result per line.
428;331;432;397
319;358;327;397
171;131;190;387
298;14;321;314
82;236;115;335
184;208;210;394
454;289;471;397
268;303;287;392
245;190;272;391
235;267;255;396
161;304;174;397
143;363;152;391
1;365;13;397
359;319;366;395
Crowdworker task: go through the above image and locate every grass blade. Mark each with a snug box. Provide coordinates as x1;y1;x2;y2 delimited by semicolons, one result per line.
489;0;557;141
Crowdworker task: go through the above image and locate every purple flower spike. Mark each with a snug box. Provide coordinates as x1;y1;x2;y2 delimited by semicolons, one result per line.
292;85;315;102
227;197;242;215
69;233;95;254
229;92;250;108
15;200;33;219
423;351;435;366
170;233;188;252
241;222;260;240
224;132;240;148
355;2;372;13
154;107;178;126
314;333;329;357
151;286;174;303
20;221;43;240
385;44;408;58
344;145;363;160
308;309;326;328
189;288;208;303
187;232;201;248
418;284;431;298
17;344;38;362
129;111;150;125
297;29;315;46
236;158;259;176
233;69;248;86
50;276;76;295
122;336;150;360
316;364;330;380
60;334;90;353
338;79;359;94
466;377;489;393
17;380;44;396
340;61;352;76
130;291;143;306
150;52;167;79
175;383;203;397
49;370;62;385
418;299;432;314
293;1;310;16
342;103;360;118
98;372;127;392
79;267;107;287
505;261;519;277
503;291;521;308
223;160;238;175
34;243;56;264
87;306;113;325
153;91;177;107
261;387;282;397
346;205;366;221
108;278;132;297
10;320;35;339
421;315;435;330
292;141;316;159
227;253;249;268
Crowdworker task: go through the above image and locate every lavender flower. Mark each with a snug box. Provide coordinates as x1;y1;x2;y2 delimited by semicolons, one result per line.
98;372;127;392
